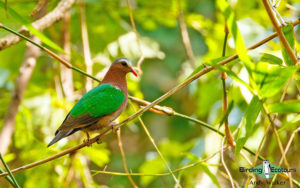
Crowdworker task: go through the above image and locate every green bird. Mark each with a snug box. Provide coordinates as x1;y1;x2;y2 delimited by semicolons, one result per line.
48;58;137;147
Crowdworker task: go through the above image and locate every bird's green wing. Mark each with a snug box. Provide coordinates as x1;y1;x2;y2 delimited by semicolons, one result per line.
58;83;125;131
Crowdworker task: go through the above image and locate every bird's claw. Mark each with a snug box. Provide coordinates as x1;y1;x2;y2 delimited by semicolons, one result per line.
112;125;119;133
83;132;93;147
110;122;119;133
83;138;93;147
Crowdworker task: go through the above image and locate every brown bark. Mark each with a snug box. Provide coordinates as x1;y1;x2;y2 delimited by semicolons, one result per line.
60;11;74;99
0;0;75;50
0;37;41;155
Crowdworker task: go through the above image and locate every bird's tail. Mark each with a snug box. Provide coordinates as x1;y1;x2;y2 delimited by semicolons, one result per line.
47;129;75;147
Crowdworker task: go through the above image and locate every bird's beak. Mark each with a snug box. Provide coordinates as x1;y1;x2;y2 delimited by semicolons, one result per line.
130;68;138;77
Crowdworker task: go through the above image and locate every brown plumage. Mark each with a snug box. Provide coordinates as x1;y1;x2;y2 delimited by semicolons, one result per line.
48;58;137;147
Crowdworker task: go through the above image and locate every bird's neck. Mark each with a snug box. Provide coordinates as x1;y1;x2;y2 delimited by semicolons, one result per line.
101;69;128;94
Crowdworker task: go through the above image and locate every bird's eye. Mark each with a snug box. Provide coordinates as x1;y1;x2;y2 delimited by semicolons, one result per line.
121;61;127;66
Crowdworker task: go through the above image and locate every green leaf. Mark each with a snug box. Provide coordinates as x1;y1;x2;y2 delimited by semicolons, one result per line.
295;72;300;92
260;53;283;65
260;66;297;98
186;63;206;79
209;60;253;93
218;100;234;128
221;4;253;73
186;56;229;79
0;2;65;53
281;23;296;66
268;100;300;113
235;95;262;156
199;163;220;188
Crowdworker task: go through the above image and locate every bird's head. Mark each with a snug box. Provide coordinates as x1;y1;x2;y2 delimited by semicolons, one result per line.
110;58;138;77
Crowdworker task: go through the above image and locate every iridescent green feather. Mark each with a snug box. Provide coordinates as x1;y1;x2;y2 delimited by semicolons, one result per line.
70;83;125;118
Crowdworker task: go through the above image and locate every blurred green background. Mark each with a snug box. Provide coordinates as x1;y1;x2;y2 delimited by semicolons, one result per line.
0;0;300;187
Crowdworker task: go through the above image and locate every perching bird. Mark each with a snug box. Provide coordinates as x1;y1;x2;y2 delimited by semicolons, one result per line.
48;58;137;147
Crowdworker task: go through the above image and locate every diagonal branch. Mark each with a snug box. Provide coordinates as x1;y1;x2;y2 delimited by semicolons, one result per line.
262;0;298;65
0;0;75;50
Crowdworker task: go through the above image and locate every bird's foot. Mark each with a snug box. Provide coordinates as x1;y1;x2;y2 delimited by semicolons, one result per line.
109;122;119;133
83;132;93;147
83;138;93;147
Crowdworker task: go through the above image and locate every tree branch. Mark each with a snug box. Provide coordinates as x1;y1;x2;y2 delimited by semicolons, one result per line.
262;0;298;65
0;0;75;50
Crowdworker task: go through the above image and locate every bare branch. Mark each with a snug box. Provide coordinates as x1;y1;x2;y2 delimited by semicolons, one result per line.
0;0;75;50
220;137;235;188
129;102;182;187
116;129;138;188
125;0;145;73
262;0;298;65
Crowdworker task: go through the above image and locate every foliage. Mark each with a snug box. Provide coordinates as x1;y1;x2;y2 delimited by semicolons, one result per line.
0;0;300;187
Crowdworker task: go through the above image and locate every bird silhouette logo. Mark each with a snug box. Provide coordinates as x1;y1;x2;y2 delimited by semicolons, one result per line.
263;160;271;179
239;159;296;179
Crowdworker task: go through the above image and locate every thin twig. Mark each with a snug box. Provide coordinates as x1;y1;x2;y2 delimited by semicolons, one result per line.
270;127;300;188
125;0;144;73
245;78;293;187
0;154;20;188
239;151;253;166
0;167;15;187
129;101;182;187
221;21;235;147
116;129;138;188
0;0;76;50
262;0;298;65
93;147;226;177
220;137;235;188
263;105;293;188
